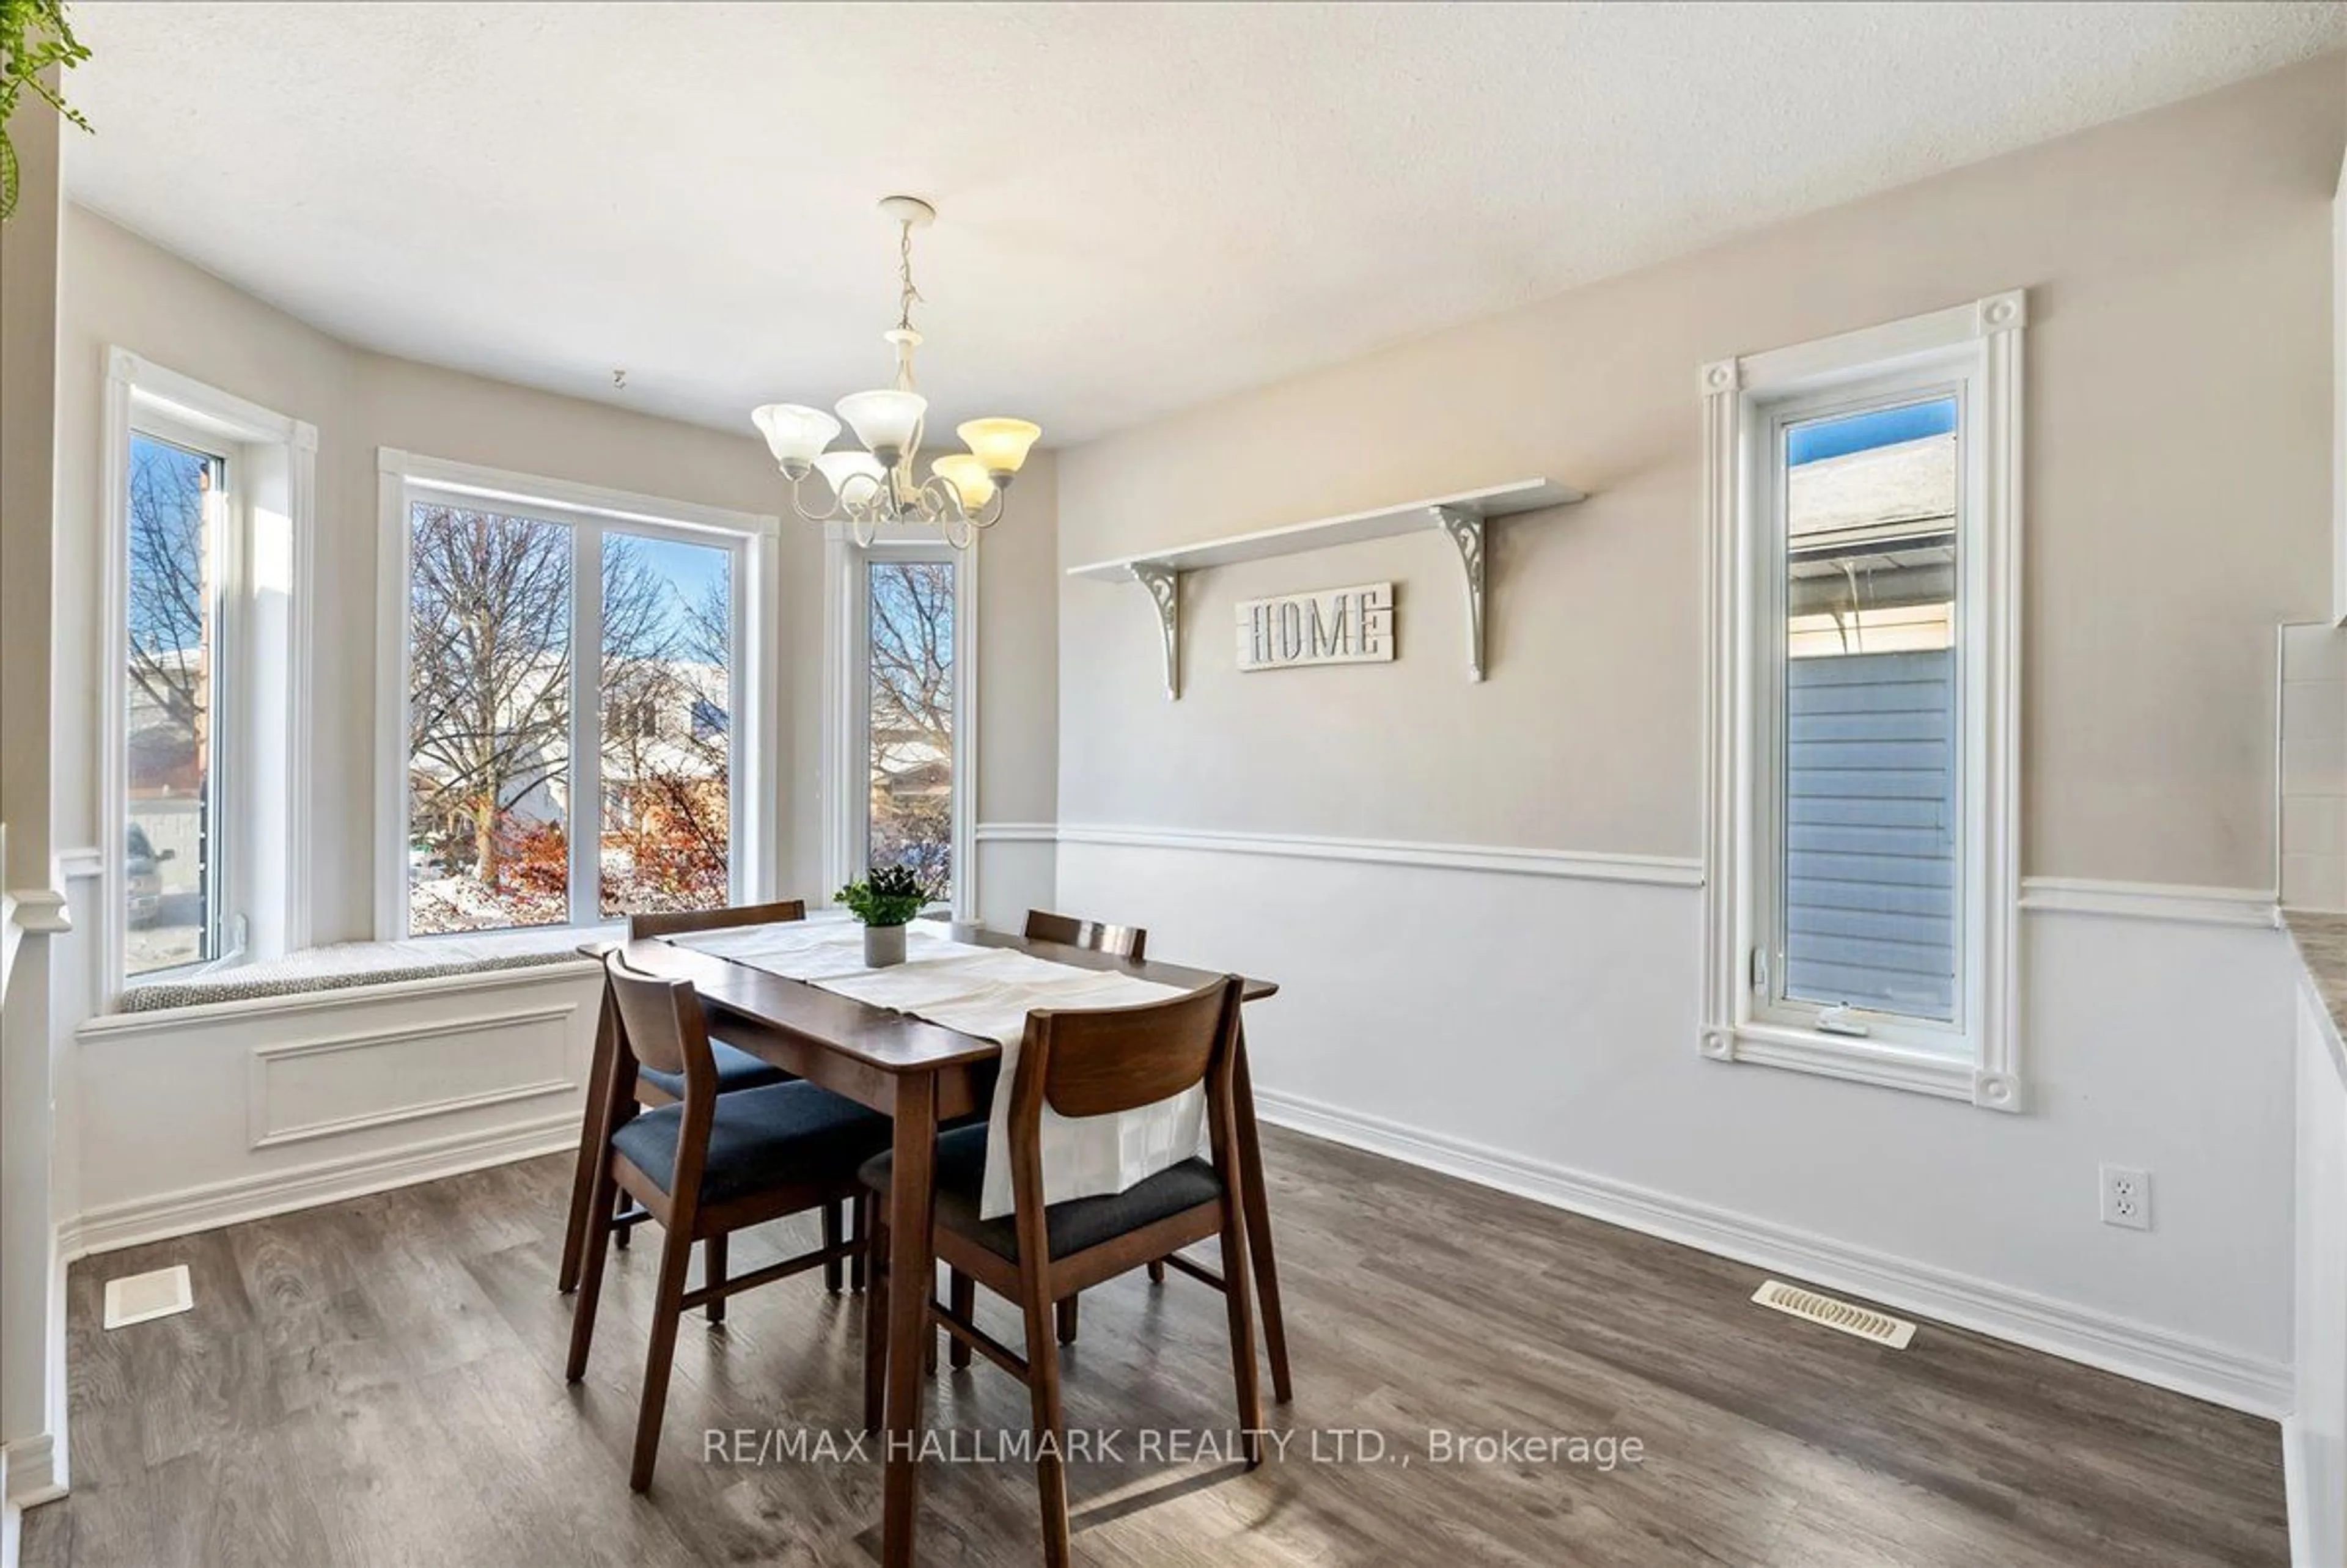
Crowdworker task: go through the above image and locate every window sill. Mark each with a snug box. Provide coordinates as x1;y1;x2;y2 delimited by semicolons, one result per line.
1700;1021;2016;1111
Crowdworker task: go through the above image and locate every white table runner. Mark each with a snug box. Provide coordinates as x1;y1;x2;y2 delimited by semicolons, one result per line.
664;920;1198;1218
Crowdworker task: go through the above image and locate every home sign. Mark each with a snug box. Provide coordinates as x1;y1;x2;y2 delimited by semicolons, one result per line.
1235;582;1395;672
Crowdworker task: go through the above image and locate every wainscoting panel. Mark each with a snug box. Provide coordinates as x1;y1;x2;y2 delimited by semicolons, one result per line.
69;964;600;1258
246;1003;576;1149
1057;831;2298;1412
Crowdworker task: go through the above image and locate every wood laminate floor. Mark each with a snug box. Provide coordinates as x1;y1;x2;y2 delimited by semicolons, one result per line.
20;1127;2286;1566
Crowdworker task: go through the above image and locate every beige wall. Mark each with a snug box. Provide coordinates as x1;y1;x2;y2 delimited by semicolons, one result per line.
1;76;68;1496
54;207;1057;947
1058;59;2343;889
1045;59;2343;1380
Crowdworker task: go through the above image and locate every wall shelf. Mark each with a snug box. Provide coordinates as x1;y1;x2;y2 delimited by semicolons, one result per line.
1067;478;1585;698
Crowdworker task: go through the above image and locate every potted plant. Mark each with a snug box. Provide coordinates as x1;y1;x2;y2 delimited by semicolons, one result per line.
836;864;933;968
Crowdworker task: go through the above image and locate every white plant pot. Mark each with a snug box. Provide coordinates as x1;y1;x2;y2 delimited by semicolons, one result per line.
863;923;908;968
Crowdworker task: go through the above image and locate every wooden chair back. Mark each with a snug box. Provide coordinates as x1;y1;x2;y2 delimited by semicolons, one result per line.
1012;975;1243;1126
1023;909;1147;962
630;898;807;941
603;951;716;1112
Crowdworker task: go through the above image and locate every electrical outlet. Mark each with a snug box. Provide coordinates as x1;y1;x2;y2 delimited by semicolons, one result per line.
2100;1164;2152;1231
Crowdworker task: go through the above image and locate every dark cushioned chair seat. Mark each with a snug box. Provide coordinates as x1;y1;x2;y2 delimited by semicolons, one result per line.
859;1124;1221;1262
637;1039;789;1101
615;1081;889;1204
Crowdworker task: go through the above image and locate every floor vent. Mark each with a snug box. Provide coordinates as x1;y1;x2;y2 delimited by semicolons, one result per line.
1751;1278;1915;1349
102;1264;194;1330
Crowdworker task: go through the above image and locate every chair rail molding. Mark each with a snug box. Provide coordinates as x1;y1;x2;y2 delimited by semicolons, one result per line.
1051;823;1704;887
2018;877;2280;929
4;888;68;937
972;821;1060;844
1068;478;1584;698
7;849;100;944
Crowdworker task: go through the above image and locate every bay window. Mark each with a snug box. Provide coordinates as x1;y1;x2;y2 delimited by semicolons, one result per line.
379;452;776;937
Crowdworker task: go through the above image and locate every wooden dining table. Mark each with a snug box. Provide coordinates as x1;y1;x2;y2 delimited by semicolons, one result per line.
557;923;1288;1567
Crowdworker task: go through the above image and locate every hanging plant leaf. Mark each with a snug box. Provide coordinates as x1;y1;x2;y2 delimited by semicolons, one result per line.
1;0;95;222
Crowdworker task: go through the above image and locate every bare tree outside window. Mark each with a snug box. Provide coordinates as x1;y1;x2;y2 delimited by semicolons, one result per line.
598;535;732;917
123;433;220;972
404;504;736;933
867;559;953;895
406;504;574;932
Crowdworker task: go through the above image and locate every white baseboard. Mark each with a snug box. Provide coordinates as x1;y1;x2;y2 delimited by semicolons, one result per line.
1255;1085;2293;1417
2285;1413;2313;1568
0;1437;61;1512
61;1112;578;1261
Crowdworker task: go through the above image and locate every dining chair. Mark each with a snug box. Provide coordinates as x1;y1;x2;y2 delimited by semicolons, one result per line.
1023;907;1147;963
567;951;890;1492
858;975;1260;1568
562;901;847;1289
1013;909;1148;1346
629;899;809;1105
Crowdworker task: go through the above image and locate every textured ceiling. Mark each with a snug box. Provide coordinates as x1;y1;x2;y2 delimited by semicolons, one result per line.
62;2;2347;445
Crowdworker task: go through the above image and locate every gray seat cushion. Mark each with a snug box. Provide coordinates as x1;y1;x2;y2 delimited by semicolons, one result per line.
637;1039;790;1100
859;1124;1221;1262
614;1081;889;1204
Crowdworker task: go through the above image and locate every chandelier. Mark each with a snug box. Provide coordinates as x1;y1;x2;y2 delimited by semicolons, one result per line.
751;196;1040;550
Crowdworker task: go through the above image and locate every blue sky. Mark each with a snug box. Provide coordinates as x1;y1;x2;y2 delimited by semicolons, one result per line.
1788;397;1956;466
626;533;729;607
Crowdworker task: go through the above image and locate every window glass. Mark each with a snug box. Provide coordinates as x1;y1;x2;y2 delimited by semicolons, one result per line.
599;534;733;917
405;503;573;932
1779;396;1959;1023
124;431;223;973
866;557;955;896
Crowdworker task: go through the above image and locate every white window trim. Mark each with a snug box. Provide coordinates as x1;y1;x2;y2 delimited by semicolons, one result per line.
1699;291;2025;1112
821;519;979;920
100;349;317;999
374;449;782;939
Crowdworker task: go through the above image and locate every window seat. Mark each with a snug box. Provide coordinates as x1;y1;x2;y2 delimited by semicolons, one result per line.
118;928;602;1014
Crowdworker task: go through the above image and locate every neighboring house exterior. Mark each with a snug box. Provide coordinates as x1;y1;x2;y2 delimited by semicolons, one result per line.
1781;434;1959;1020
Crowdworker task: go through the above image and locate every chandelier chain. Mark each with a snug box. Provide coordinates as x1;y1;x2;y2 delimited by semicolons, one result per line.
895;220;924;334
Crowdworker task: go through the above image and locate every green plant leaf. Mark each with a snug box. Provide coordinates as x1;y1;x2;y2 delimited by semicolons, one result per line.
1;0;95;225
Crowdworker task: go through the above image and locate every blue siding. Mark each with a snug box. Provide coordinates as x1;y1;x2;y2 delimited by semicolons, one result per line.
1783;648;1956;1020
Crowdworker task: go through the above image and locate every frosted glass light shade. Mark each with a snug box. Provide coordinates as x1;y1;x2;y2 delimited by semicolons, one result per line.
835;389;927;455
957;417;1041;477
813;449;887;500
751;403;840;466
931;454;996;510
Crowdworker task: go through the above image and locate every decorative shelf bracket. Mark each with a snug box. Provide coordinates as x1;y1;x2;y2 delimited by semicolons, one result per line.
1433;505;1487;683
1132;562;1181;701
1071;477;1584;700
